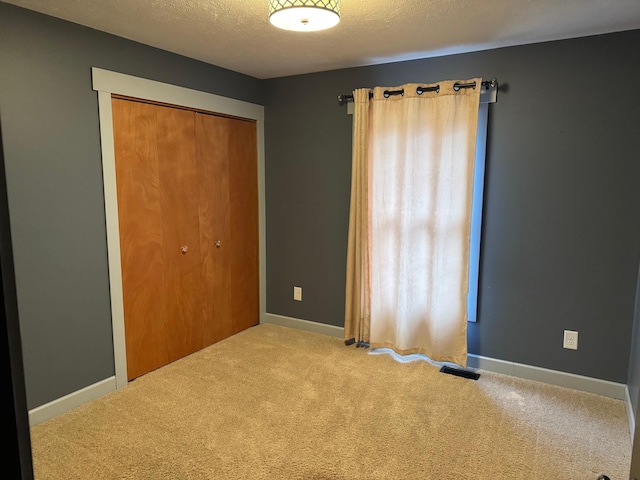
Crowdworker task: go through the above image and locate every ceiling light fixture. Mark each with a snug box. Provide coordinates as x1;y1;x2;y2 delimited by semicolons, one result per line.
269;0;340;32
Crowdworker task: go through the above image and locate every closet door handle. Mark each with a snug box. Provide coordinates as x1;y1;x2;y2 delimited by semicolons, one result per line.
180;245;188;254
215;240;221;248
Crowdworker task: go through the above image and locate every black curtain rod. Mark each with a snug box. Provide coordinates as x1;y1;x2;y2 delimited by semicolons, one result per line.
337;78;498;103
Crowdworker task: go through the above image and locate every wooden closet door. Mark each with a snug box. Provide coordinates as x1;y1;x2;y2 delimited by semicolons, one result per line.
195;113;232;347
112;98;169;380
156;106;202;363
112;97;259;381
113;99;202;379
228;118;259;334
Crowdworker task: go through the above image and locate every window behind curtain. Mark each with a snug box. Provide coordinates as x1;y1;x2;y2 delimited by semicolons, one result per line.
468;102;489;322
346;85;492;324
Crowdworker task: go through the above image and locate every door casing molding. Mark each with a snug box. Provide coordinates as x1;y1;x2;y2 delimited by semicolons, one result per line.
92;67;266;389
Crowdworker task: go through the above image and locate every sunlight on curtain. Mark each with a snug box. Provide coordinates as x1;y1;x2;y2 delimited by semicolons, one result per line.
345;79;481;367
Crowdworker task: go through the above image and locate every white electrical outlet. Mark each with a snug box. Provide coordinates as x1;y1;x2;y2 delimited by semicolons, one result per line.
293;286;302;301
563;330;578;350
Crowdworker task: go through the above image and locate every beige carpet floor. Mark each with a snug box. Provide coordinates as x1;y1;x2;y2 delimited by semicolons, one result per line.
30;324;631;479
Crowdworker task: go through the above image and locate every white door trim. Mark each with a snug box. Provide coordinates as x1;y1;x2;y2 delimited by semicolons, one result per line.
92;67;266;389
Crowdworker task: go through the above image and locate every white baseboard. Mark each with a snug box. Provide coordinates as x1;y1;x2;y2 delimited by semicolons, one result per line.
466;353;626;400
263;313;344;339
263;313;627;400
28;376;117;427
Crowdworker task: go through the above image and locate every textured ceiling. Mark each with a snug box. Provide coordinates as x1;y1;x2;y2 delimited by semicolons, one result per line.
4;0;640;79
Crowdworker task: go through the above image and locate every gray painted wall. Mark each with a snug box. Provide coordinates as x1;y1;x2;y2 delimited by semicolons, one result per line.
264;30;640;383
0;2;264;409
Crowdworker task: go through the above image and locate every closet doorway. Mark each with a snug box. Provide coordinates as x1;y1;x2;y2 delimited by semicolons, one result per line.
111;96;258;381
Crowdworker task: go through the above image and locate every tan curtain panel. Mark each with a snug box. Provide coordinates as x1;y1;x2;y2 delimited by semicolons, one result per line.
344;89;372;343
344;79;481;367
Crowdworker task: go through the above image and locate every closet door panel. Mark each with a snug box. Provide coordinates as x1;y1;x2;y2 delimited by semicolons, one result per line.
156;106;202;362
195;113;232;347
228;119;259;334
112;98;169;381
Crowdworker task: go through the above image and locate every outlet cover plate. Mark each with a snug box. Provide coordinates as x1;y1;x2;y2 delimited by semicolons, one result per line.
293;286;302;301
563;330;578;350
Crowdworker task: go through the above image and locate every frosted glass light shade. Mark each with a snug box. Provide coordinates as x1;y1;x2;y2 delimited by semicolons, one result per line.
269;0;340;32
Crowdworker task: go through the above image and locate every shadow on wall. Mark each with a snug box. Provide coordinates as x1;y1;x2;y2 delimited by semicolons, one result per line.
0;114;35;477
